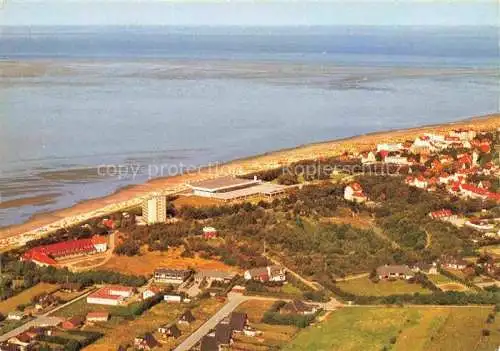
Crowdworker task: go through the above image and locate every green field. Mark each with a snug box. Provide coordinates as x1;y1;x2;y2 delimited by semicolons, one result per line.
336;277;432;296
284;306;500;351
0;283;59;315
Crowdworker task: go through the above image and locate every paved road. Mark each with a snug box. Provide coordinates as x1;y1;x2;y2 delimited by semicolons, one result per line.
0;316;63;342
43;288;96;317
0;288;95;341
173;294;289;351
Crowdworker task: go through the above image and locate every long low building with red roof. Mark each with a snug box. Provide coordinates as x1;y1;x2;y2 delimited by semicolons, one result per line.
22;235;108;266
87;286;135;306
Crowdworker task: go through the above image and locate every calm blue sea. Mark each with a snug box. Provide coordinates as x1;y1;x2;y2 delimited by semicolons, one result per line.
0;26;498;226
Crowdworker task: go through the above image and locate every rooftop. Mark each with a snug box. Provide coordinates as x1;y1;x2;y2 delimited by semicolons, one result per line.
187;176;260;192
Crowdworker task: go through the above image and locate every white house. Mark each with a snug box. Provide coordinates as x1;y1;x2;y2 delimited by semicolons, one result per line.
360;151;376;164
376;143;403;153
7;311;25;321
164;294;183;303
344;183;367;203
384;155;410;165
244;265;286;283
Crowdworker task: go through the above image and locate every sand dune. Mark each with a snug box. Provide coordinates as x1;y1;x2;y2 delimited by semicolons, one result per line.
0;113;498;243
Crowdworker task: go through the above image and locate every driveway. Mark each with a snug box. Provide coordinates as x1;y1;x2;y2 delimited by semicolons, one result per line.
0;288;95;341
173;294;284;351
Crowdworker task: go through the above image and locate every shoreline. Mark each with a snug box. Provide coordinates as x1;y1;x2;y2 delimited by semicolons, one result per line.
1;113;499;242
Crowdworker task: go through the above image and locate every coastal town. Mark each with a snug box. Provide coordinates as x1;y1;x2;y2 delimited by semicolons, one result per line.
0;119;499;350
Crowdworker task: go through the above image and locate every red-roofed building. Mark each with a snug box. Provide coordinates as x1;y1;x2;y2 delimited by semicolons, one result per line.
22;236;108;267
87;286;135;306
344;183;367;203
429;209;457;223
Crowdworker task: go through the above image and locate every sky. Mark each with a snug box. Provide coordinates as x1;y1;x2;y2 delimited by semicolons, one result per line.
0;0;498;26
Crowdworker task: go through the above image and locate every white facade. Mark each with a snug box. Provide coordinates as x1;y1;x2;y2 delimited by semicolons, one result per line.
164;295;182;303
377;143;403;152
360;152;376;164
86;296;122;306
142;195;167;224
384;156;409;165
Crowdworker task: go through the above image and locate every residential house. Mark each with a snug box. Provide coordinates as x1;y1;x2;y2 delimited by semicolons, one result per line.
360;151;376;164
153;268;190;284
134;333;160;350
377;143;403;152
228;312;247;332
244;265;286;283
194;270;236;285
163;294;183;303
7;333;32;351
142;286;162;300
214;323;233;347
280;300;317;315
60;282;83;293
344;183;367;203
178;310;196;325
384;155;410;165
405;175;428;190
200;335;218;351
7;312;25;321
202;227;218;239
376;265;414;280
61;316;84;330
158;323;181;339
428;209;457;224
441;258;468;270
411;262;438;275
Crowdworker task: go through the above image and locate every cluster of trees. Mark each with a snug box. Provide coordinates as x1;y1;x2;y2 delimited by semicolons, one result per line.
262;300;316;328
0;260;147;300
328;279;499;305
37;330;103;351
187;237;268;269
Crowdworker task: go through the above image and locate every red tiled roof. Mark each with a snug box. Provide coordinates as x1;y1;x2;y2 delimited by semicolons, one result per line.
23;236;106;265
88;286;134;300
430;209;453;219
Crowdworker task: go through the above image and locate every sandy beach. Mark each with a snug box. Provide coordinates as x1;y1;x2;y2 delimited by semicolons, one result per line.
1;113;499;242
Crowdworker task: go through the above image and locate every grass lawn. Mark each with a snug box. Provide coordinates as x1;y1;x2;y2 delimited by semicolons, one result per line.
479;245;500;259
281;283;304;297
235;300;276;323
284;306;500;351
233;323;299;350
234;300;299;350
427;274;455;285
336;277;431;296
427;274;468;292
101;247;238;276
52;297;137;318
0;283;59;315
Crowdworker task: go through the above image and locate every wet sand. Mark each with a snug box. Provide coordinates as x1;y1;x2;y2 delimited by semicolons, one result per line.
1;113;498;242
0;193;60;209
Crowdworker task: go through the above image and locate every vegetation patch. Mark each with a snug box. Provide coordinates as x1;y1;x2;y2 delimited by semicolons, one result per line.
336;277;432;296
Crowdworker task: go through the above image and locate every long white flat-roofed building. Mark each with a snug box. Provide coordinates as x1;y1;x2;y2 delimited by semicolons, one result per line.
187;176;261;197
186;176;289;201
